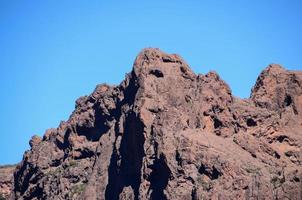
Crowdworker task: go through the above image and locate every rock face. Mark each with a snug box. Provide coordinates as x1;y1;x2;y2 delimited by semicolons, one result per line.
10;48;302;199
0;165;15;199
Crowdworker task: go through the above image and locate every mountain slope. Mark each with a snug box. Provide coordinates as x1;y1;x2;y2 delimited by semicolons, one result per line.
8;48;302;199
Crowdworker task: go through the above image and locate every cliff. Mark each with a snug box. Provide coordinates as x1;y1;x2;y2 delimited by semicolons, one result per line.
4;48;302;199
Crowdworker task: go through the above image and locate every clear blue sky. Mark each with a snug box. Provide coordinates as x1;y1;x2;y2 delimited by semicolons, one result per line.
0;1;301;165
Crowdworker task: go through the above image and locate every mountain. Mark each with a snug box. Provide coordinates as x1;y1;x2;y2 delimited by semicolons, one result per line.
2;48;302;199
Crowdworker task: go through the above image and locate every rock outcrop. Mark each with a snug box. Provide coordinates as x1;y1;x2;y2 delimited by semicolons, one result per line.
0;165;15;199
8;48;302;199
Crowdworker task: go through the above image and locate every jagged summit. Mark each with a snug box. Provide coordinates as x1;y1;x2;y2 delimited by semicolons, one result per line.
251;63;302;113
264;63;286;73
1;49;301;200
134;48;188;68
132;48;195;83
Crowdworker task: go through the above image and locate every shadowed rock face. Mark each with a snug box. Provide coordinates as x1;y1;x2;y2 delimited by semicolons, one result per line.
5;48;302;199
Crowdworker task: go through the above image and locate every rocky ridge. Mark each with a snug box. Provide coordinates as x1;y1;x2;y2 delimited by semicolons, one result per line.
2;48;302;199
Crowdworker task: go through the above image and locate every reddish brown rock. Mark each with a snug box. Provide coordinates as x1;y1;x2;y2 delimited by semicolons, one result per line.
0;165;15;199
9;48;302;199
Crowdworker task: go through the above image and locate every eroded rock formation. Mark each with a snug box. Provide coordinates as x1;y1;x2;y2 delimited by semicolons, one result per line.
0;165;15;199
5;48;302;199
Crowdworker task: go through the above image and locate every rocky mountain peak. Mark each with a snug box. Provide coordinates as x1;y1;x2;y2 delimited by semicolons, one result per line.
134;48;187;68
1;49;301;200
251;64;302;114
133;48;195;81
264;63;286;74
